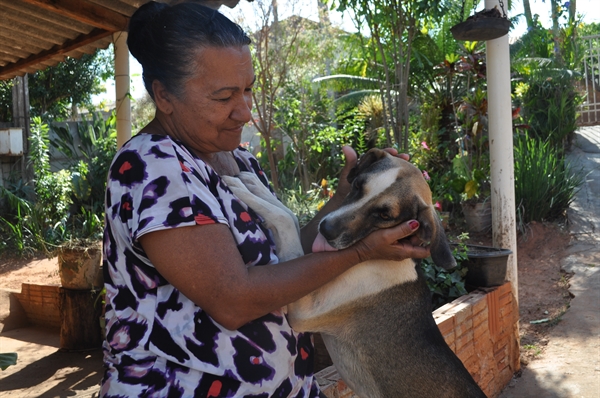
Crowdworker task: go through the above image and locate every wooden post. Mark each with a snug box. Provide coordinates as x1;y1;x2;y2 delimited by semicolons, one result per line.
114;31;131;148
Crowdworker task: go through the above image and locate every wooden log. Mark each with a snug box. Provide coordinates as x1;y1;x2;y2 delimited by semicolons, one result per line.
58;287;102;350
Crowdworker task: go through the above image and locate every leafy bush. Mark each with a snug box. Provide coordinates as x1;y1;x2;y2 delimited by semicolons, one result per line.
520;68;583;152
420;234;470;310
514;133;584;225
50;111;117;216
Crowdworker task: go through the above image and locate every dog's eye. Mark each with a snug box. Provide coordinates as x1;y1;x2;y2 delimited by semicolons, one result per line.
379;213;391;220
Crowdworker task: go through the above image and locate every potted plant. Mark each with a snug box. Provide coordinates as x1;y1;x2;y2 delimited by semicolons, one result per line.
451;243;512;288
56;207;103;290
450;87;492;233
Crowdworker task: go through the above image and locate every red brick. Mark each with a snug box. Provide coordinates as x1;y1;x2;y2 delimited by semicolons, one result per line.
473;321;489;340
471;293;488;314
496;282;512;295
456;318;473;338
456;342;476;365
472;308;488;329
435;315;455;336
443;330;456;349
447;302;473;325
455;330;474;352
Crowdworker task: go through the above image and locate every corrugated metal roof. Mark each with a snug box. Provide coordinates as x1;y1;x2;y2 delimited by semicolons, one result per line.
0;0;242;81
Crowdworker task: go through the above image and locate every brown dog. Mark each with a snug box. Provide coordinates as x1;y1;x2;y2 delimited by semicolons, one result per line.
224;148;487;398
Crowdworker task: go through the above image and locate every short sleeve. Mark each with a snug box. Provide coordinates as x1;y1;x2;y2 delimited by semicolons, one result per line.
106;135;228;242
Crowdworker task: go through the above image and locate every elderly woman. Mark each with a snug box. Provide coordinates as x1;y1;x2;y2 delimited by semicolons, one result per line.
101;1;430;397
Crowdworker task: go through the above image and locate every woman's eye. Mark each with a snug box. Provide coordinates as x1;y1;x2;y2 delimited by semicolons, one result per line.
216;97;232;102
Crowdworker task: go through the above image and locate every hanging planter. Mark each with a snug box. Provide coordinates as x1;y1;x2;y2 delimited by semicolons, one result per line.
450;3;510;42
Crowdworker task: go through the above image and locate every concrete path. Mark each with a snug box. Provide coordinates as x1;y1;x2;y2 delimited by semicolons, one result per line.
500;126;600;398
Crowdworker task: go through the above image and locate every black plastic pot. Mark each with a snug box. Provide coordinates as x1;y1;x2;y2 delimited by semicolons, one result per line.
453;244;512;287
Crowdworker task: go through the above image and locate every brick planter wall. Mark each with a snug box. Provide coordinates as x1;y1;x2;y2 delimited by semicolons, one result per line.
316;282;520;398
14;283;61;329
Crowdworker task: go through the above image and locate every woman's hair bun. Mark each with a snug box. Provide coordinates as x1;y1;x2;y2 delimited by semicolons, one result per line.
128;1;168;33
128;2;169;61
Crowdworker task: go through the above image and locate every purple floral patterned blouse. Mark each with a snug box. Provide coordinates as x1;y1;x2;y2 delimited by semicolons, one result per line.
101;134;319;397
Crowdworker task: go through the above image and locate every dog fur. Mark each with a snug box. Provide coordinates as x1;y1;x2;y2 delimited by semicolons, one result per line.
223;149;487;398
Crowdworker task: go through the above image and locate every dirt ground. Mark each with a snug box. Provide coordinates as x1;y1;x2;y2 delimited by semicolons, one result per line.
0;220;573;371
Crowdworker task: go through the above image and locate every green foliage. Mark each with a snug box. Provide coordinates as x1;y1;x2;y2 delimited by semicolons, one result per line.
420;233;470;310
270;83;368;193
50;111;118;216
510;20;555;60
2;113;116;257
0;185;53;256
0;80;13;122
131;94;156;134
331;0;452;150
519;68;583;152
279;184;325;228
29;117;73;224
514;133;584;225
28;49;114;121
0;353;17;371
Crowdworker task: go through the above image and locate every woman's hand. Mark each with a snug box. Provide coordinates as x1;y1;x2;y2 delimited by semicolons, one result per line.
334;146;410;199
350;220;431;263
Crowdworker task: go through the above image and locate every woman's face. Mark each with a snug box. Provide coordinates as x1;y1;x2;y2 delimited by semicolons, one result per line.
166;45;255;154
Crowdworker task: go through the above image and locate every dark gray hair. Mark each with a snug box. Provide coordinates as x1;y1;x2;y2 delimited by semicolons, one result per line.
127;1;251;99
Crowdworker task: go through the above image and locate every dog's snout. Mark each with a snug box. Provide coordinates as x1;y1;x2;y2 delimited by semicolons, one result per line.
319;218;336;241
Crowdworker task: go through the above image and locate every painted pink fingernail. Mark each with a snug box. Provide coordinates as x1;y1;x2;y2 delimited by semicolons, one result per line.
409;220;419;230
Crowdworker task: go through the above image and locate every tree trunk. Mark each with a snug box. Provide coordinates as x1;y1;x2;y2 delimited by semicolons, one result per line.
59;288;102;350
550;0;563;65
568;0;577;23
522;0;534;28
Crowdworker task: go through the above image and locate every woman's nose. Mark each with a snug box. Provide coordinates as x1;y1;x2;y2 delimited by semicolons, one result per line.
232;93;253;123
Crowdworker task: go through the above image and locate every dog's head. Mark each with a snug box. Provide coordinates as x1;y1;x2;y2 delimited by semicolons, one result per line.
318;148;456;269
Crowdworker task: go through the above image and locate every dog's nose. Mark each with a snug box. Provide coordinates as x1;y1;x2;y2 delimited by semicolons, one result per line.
319;218;336;241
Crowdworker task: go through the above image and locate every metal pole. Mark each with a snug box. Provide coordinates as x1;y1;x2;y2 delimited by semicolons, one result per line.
113;31;131;148
484;0;518;294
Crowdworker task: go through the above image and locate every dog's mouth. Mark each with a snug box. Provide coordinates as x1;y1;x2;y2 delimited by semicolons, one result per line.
312;232;340;253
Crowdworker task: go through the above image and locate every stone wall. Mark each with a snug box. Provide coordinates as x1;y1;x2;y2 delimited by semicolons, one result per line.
316;282;520;398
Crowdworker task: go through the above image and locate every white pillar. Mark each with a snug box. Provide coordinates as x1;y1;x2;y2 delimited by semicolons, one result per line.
485;0;518;297
113;31;131;148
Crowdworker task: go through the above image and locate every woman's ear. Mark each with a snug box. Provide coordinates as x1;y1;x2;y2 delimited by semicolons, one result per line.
152;80;173;115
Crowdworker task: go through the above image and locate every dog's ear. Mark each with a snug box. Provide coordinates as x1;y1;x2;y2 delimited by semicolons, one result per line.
347;148;388;183
416;204;457;270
